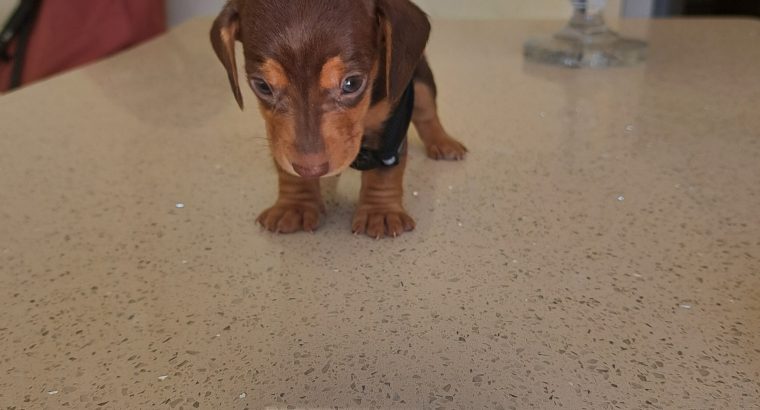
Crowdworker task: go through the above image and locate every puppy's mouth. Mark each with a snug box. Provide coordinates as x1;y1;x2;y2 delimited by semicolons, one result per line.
291;162;330;178
277;135;362;179
278;154;358;180
280;160;351;179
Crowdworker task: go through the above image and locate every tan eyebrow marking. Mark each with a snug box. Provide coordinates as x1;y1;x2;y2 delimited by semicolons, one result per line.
320;56;347;89
261;59;289;88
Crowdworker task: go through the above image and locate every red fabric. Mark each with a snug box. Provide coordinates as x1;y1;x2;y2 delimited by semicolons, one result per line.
1;0;166;90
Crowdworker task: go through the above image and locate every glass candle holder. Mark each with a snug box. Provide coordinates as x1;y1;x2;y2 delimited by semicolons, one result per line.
524;0;647;68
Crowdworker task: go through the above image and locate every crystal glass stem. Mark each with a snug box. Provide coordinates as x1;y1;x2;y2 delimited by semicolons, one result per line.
524;0;647;68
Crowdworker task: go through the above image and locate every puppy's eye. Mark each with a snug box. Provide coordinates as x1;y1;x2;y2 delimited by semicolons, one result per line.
341;75;364;95
251;78;273;96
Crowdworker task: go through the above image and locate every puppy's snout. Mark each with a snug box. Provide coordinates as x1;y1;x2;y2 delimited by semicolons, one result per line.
292;162;330;178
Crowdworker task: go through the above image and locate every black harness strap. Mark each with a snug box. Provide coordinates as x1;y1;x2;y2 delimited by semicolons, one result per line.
351;81;415;171
0;0;43;89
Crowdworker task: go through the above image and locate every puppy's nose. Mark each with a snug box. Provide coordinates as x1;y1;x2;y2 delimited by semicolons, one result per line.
292;162;329;178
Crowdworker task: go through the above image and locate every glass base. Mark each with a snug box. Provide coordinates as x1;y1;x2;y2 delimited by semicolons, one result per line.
524;29;647;68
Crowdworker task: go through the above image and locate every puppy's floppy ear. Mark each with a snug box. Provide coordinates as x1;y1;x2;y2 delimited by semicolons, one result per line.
376;0;431;103
210;2;243;109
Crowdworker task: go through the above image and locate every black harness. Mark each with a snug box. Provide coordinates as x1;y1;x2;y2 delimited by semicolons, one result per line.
0;0;43;90
350;82;415;171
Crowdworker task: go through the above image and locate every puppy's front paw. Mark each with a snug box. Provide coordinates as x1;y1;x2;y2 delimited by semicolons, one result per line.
352;208;416;239
257;203;322;234
426;135;468;161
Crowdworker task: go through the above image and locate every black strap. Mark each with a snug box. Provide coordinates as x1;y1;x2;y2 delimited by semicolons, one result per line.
351;81;415;171
0;0;43;89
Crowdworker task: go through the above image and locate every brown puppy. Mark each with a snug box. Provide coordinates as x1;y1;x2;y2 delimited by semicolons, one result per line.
210;0;466;238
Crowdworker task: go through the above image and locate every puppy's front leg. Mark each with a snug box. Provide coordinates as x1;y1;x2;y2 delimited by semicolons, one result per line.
352;151;415;239
257;163;324;234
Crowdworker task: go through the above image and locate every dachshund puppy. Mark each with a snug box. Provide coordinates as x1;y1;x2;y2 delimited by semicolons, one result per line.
211;0;466;238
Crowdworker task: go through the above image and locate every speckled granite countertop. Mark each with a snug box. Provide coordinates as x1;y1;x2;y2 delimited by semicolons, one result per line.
1;18;758;409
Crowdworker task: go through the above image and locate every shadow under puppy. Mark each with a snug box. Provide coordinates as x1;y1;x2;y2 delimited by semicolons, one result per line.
210;0;466;238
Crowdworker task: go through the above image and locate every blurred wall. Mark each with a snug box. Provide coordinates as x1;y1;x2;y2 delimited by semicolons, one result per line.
167;0;647;25
0;0;651;30
414;0;620;19
167;0;224;27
